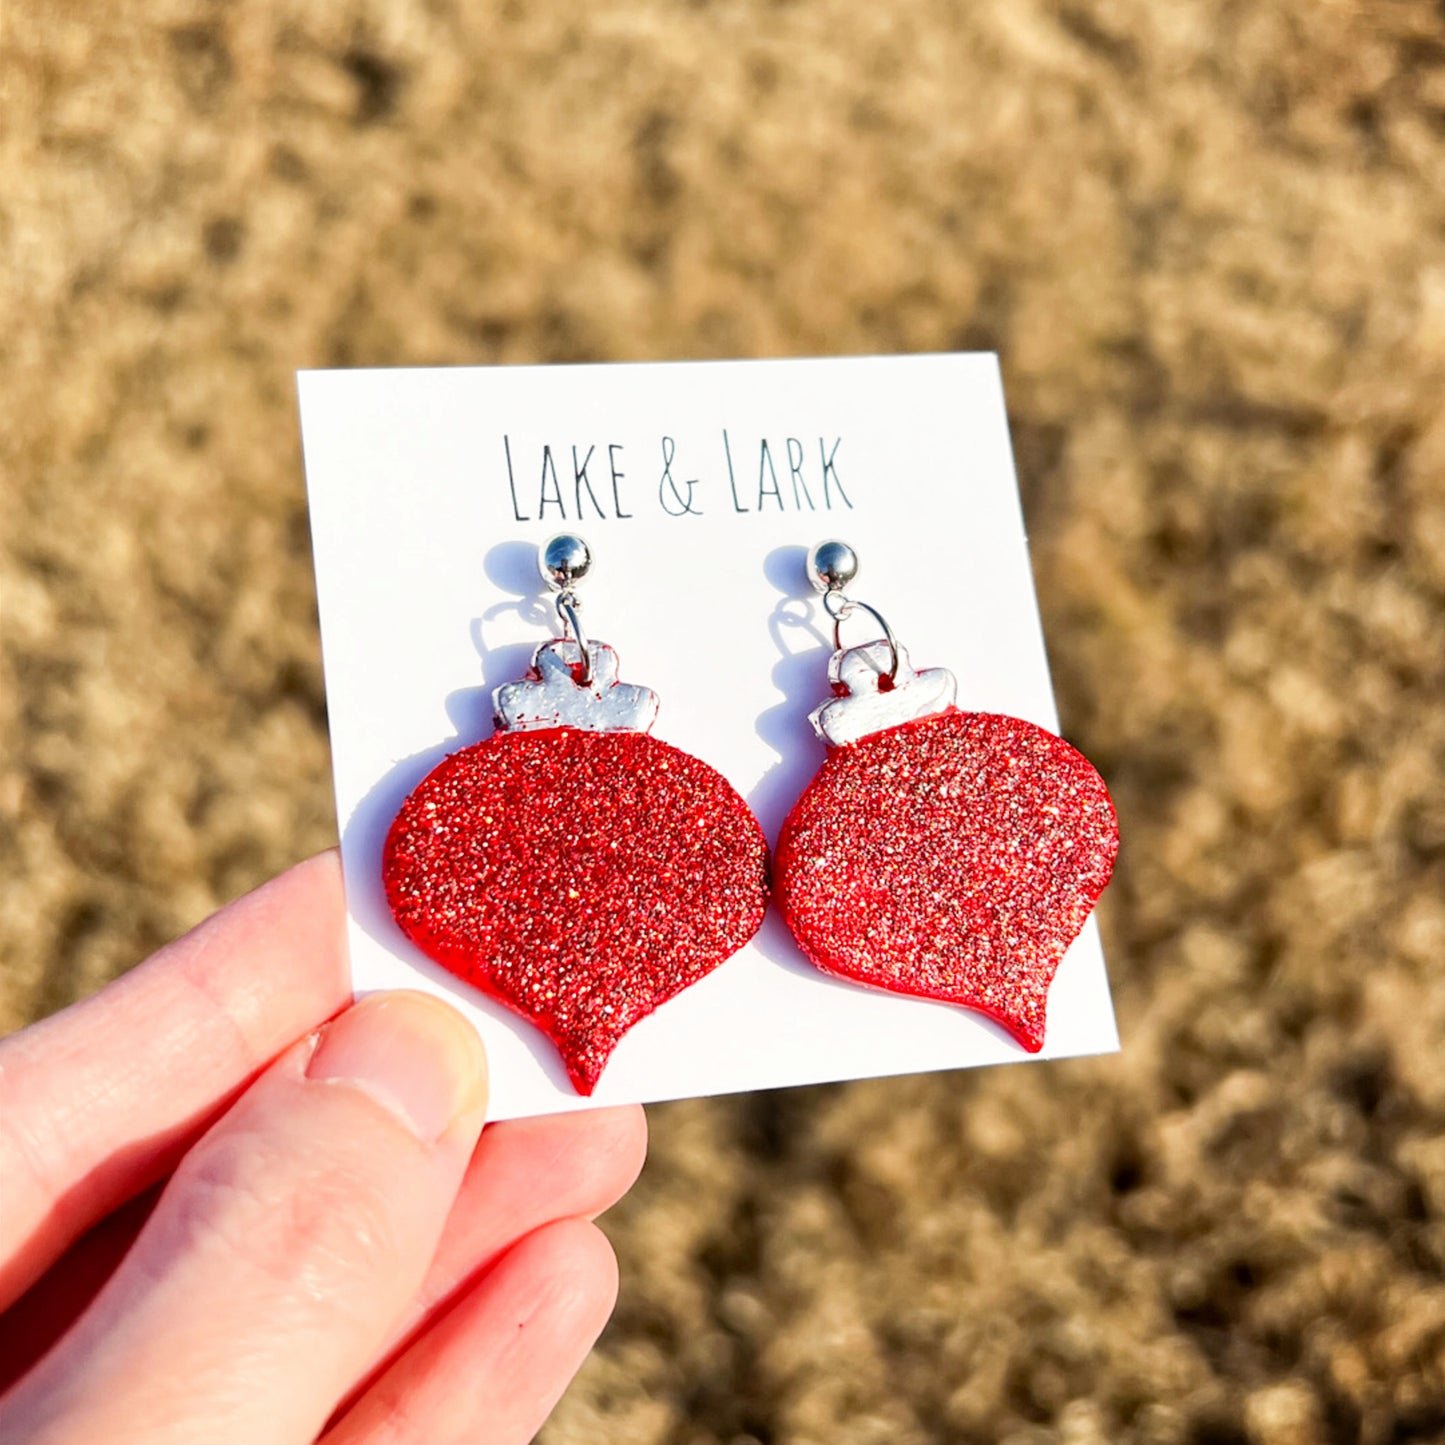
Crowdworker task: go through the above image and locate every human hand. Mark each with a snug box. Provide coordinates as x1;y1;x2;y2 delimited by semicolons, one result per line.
0;853;647;1444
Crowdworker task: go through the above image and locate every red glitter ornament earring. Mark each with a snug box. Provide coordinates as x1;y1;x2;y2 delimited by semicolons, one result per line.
383;533;770;1095
774;540;1119;1052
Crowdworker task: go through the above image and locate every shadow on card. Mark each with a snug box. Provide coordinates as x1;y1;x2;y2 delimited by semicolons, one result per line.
744;545;867;999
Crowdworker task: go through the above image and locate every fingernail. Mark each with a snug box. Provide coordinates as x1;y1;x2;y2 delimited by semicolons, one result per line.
307;992;488;1142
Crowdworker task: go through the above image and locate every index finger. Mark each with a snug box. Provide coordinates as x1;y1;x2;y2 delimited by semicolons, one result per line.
0;851;350;1308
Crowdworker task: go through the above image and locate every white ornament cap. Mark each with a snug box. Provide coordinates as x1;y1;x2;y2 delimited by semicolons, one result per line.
494;639;660;735
809;640;957;747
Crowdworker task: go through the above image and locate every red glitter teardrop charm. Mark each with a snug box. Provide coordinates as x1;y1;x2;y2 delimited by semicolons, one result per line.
384;636;768;1094
775;633;1118;1051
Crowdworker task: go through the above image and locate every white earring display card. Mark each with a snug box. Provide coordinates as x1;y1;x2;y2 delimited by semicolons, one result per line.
298;354;1119;1120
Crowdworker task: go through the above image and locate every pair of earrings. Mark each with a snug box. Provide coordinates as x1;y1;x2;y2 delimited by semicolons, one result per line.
383;534;1118;1095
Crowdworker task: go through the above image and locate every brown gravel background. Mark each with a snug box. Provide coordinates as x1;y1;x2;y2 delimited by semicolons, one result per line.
6;2;1445;1442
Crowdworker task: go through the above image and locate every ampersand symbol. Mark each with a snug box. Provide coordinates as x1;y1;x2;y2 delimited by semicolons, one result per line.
658;436;702;516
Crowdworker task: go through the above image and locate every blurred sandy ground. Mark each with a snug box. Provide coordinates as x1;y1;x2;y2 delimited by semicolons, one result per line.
4;2;1445;1441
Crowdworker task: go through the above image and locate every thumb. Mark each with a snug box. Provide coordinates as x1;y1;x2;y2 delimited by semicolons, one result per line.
4;992;488;1445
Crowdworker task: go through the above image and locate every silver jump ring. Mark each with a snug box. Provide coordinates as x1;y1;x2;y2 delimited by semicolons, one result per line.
823;589;900;681
554;592;593;685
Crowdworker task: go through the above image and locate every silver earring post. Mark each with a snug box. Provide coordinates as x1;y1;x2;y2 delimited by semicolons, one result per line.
806;539;901;681
802;539;956;746
539;532;594;685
